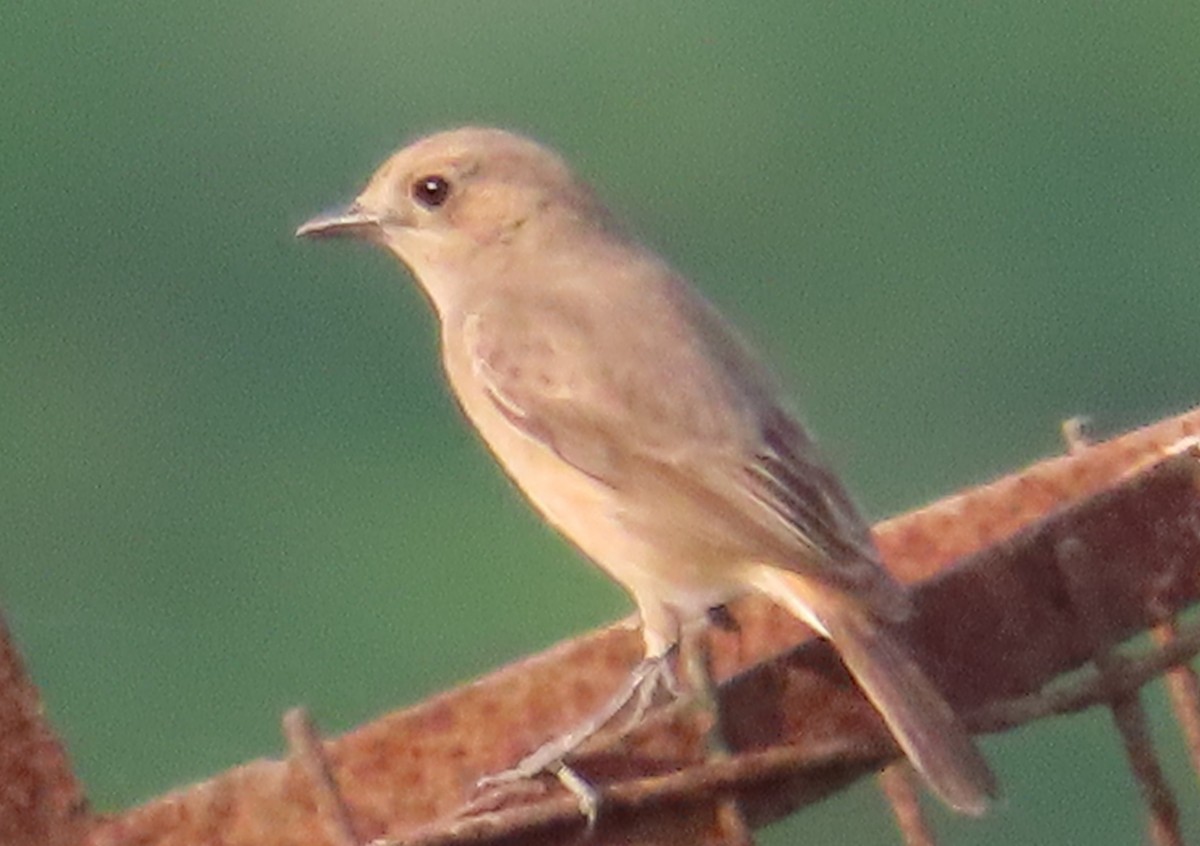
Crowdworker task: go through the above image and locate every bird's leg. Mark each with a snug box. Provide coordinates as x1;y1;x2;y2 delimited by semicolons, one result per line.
679;617;731;756
550;762;603;831
536;621;725;829
474;650;678;829
474;604;688;828
476;650;679;792
679;617;755;839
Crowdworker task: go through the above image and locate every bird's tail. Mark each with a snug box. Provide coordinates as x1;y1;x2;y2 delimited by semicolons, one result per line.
748;566;998;816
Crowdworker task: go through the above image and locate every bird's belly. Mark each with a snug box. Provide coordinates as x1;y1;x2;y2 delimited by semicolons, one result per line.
520;464;744;620
450;375;739;615
442;334;749;620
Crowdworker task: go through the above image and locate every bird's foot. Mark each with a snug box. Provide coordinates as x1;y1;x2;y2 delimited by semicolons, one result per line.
474;653;679;826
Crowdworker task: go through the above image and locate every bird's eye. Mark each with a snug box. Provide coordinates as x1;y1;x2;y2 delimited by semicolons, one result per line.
411;175;451;208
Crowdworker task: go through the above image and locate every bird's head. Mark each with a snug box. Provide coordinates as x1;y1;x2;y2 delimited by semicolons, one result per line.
297;127;617;312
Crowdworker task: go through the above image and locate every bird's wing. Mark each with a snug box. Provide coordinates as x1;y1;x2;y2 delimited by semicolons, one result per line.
463;284;743;486
741;407;909;616
464;283;905;612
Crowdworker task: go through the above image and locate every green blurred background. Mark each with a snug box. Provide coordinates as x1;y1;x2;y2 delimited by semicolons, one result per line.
4;2;1199;843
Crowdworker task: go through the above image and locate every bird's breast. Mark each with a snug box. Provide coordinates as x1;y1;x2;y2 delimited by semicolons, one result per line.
439;321;620;547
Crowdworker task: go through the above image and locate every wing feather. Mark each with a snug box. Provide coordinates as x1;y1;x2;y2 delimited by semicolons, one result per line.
464;280;907;617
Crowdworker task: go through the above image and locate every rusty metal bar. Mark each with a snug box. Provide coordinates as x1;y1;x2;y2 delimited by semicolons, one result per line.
38;406;1200;846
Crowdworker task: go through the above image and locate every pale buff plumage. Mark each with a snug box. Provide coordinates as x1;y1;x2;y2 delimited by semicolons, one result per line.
297;127;996;814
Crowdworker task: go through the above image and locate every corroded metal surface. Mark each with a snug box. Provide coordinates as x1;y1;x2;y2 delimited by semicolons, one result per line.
5;407;1199;845
0;613;89;846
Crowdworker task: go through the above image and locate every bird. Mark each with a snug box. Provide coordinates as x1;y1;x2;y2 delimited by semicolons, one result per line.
296;126;997;815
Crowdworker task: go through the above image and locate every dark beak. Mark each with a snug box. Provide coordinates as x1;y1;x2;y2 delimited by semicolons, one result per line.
295;204;382;239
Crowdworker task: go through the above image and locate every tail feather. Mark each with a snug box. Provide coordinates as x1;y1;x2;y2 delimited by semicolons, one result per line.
750;566;997;816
